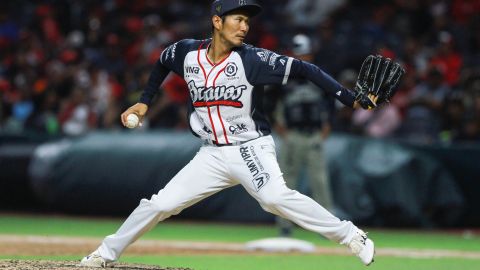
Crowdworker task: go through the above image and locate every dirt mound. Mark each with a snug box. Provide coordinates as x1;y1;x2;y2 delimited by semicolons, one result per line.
0;260;192;270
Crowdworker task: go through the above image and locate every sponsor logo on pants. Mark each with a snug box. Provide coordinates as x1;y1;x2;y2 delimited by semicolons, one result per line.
252;173;270;192
240;146;269;192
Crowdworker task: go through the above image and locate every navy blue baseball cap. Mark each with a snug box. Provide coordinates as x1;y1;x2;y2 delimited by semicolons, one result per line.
211;0;262;17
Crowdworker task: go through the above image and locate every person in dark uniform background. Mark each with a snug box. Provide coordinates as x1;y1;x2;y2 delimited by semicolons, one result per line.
272;34;335;237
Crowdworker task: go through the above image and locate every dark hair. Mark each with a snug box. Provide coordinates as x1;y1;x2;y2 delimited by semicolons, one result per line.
211;15;226;33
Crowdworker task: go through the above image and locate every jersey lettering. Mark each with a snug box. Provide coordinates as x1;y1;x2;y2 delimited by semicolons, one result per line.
229;123;248;135
188;80;246;108
185;66;200;74
240;146;260;177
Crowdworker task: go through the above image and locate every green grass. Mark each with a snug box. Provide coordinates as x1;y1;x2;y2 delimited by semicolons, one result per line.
0;215;479;251
1;214;480;270
1;255;479;270
369;230;480;251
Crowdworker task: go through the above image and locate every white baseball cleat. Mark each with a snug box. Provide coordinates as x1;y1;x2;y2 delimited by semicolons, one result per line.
348;229;375;266
79;251;107;268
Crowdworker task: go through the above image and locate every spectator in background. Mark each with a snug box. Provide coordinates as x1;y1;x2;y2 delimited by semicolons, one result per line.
429;31;463;87
58;87;96;136
274;34;335;237
352;104;401;139
147;74;189;129
402;37;431;77
7;88;34;132
314;19;349;75
440;91;465;143
285;0;346;28
89;67;123;129
456;91;480;142
25;90;60;135
390;67;417;118
400;65;450;143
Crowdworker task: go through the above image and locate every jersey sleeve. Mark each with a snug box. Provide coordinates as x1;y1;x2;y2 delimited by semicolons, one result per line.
290;59;356;108
139;60;171;105
139;39;197;105
159;39;196;77
245;47;294;86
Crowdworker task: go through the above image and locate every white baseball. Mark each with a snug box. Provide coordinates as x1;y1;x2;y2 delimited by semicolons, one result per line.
126;114;139;129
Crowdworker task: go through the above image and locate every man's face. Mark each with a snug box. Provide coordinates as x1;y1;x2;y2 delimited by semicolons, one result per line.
215;11;250;47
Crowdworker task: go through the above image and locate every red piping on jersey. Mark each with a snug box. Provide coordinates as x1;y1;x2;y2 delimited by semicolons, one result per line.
206;42;232;67
197;42;207;81
193;100;243;108
205;43;215;66
205;66;216;85
206;44;232;144
213;66;228;84
198;41;233;145
213;65;230;144
197;42;218;143
207;106;218;143
217;106;229;144
205;51;232;89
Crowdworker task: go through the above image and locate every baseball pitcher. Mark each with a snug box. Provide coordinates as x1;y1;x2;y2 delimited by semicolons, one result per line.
81;0;404;267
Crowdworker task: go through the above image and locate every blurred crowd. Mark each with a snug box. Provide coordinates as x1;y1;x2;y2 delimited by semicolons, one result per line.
0;0;479;144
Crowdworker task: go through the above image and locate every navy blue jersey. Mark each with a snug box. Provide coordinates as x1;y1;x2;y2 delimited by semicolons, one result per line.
140;39;355;144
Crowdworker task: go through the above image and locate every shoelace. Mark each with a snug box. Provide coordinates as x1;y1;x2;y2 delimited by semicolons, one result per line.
360;232;368;245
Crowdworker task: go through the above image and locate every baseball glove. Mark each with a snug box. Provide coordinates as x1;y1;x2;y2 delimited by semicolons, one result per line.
354;55;405;109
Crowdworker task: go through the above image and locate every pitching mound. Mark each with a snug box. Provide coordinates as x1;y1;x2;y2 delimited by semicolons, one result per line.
0;260;192;270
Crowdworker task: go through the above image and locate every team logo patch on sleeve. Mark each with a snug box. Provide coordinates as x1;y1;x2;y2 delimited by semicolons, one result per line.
268;53;280;69
163;42;177;62
256;50;271;62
